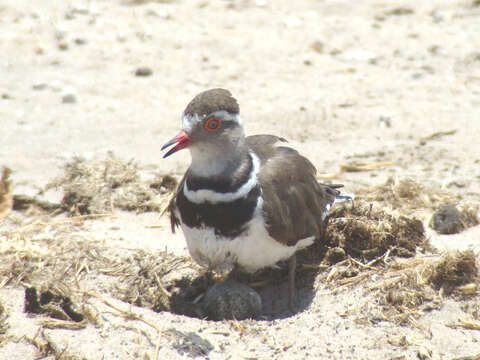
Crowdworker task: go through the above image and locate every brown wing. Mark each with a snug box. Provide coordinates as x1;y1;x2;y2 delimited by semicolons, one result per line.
247;135;340;246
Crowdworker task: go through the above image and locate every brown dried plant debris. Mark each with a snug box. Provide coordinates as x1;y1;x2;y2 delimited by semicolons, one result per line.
114;249;214;318
47;153;177;215
0;214;114;288
324;202;426;261
0;300;8;337
370;250;478;325
25;330;86;360
24;284;86;325
0;167;13;219
428;250;478;293
357;176;458;212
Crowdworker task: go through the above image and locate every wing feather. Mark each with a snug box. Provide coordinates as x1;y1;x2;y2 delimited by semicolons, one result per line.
247;135;340;246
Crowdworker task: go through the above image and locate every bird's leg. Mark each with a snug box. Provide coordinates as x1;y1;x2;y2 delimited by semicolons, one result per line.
288;254;297;312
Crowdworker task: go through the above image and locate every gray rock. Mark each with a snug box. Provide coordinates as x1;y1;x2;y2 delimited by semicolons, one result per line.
32;83;47;90
62;93;77;104
201;281;262;321
74;38;87;45
58;41;69;51
135;66;153;77
430;204;464;234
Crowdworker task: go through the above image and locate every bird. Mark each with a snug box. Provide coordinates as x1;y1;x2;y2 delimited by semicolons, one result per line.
162;88;349;310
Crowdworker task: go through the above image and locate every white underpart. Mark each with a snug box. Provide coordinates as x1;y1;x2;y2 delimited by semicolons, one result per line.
184;152;260;204
180;196;315;273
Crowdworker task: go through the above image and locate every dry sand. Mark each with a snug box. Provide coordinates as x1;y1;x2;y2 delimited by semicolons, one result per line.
1;0;480;359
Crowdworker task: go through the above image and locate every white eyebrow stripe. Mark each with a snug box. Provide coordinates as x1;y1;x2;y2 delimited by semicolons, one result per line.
182;114;198;133
183;152;260;204
181;112;241;133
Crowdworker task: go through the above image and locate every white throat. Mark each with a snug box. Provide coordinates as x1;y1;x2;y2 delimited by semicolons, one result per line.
184;152;261;204
189;145;234;178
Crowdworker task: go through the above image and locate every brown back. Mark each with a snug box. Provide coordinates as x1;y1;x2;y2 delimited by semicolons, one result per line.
247;135;339;246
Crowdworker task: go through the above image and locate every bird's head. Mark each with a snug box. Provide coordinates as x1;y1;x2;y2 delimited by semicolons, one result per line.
162;89;245;163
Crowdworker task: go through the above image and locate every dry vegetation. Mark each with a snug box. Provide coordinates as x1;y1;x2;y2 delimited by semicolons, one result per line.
47;153;176;215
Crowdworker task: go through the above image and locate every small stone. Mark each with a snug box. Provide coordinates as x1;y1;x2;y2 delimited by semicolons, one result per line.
385;7;414;16
58;41;69;51
201;281;262;321
32;83;47;90
135;66;153;77
330;49;342;56
74;38;87;45
430;204;464;234
311;41;324;53
428;45;441;55
62;93;77;104
378;116;392;128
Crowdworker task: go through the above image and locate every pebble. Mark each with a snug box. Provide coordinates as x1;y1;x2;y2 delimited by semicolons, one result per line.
311;41;324;54
74;38;87;45
135;66;153;77
430;204;464;234
378;116;392;128
385;7;414;16
62;92;77;104
201;281;262;321
58;41;69;51
32;83;48;91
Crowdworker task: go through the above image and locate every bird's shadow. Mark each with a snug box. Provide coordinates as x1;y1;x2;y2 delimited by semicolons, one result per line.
168;242;327;321
229;242;328;320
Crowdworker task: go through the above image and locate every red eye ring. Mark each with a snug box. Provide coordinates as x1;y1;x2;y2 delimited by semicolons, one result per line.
204;117;221;132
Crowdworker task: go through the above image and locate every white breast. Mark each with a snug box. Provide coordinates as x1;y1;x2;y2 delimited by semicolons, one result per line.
179;197;315;274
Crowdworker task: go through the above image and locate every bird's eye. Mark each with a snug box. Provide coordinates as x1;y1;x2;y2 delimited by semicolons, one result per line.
204;117;221;132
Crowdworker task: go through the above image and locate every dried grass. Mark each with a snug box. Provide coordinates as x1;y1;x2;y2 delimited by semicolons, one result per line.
47;153;176;215
357;176;458;211
113;249;212;317
0;167;13;219
368;250;478;325
325;202;425;261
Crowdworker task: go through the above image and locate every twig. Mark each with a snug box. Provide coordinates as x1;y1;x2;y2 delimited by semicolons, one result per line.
419;129;457;145
340;161;395;173
446;319;480;331
154;272;172;297
39;318;87;330
349;256;378;271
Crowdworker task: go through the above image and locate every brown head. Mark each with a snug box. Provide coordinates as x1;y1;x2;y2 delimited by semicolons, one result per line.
162;89;247;177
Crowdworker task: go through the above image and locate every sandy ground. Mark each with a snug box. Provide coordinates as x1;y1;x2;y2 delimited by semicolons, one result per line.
1;0;480;359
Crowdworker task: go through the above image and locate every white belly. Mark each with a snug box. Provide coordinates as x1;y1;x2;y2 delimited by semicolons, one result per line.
179;197;315;273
